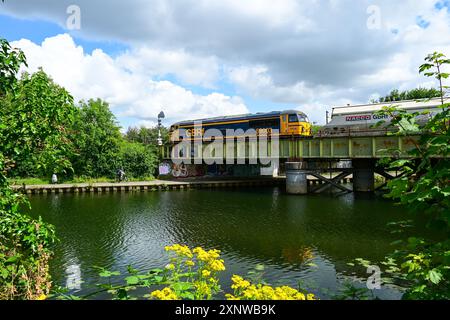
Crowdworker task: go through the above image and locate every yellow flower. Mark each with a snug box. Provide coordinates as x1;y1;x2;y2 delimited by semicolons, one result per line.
226;294;241;300
306;293;316;300
193;247;210;262
185;260;195;267
194;281;212;297
231;275;251;290
202;270;211;277
165;244;193;258
242;285;259;299
207;249;221;259
229;276;315;301
209;259;225;272
151;287;179;300
36;294;47;300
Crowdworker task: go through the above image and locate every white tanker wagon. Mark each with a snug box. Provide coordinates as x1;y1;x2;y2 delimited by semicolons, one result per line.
321;97;450;136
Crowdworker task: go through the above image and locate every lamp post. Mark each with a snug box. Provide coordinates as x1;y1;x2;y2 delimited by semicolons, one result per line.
157;111;165;147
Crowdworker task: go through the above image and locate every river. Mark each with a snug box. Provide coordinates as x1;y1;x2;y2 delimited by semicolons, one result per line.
28;186;412;299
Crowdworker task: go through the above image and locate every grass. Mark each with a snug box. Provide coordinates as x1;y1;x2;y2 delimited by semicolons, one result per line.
8;177;51;185
9;176;156;185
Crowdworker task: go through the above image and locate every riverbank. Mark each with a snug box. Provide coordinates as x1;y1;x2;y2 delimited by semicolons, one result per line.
12;178;286;194
8;176;155;186
11;174;363;195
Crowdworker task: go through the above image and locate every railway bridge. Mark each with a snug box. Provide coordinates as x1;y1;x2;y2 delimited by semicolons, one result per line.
158;133;421;194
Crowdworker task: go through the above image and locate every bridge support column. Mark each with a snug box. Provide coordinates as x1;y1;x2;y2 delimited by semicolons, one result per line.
352;159;375;192
286;162;308;195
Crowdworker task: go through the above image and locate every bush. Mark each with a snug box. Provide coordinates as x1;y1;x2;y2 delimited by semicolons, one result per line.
118;142;158;179
0;156;57;300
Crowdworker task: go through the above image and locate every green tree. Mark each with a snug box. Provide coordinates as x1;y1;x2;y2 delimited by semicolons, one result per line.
1;70;76;178
376;88;441;103
0;39;27;97
0;39;58;300
70;99;123;178
125;125;170;145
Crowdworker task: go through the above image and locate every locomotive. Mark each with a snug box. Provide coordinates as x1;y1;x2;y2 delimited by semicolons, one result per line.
169;110;312;141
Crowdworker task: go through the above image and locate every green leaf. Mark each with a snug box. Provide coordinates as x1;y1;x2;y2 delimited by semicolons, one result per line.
179;291;195;300
99;270;120;277
172;282;193;292
255;264;265;271
125;276;140;285
5;255;19;263
427;269;442;285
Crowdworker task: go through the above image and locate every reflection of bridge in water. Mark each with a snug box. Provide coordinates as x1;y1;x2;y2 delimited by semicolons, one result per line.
160;133;422;194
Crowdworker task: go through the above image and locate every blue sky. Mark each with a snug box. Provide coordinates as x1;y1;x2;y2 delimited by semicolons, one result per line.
0;14;129;56
1;1;450;128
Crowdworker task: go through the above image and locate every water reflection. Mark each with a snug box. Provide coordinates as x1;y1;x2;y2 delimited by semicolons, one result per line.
65;264;82;290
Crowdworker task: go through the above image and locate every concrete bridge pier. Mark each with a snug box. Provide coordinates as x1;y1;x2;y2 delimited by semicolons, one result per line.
286;162;309;195
352;159;376;192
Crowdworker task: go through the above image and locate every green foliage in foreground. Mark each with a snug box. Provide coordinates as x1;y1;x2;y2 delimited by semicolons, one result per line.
0;166;57;299
0;39;58;299
369;52;450;300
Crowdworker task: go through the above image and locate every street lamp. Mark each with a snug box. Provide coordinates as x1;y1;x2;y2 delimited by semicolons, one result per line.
157;111;165;146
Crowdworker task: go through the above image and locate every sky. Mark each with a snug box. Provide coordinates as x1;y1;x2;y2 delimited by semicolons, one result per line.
1;0;450;129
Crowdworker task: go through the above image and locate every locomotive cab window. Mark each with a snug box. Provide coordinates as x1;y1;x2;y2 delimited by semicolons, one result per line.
289;114;299;123
298;115;308;122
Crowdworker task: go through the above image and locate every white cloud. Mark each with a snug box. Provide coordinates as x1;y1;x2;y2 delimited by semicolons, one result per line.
12;34;248;126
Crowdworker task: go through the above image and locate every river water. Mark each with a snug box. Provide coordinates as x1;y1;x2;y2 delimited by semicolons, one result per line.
28;187;412;299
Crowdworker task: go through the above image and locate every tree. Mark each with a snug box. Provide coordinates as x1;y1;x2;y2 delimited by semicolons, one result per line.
70;99;123;178
1;70;76;177
125;125;170;146
375;88;441;103
0;39;27;97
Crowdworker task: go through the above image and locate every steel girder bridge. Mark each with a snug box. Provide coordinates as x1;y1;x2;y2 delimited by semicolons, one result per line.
158;134;422;194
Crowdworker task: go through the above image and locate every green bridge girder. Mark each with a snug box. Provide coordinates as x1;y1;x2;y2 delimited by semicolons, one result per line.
160;135;420;161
